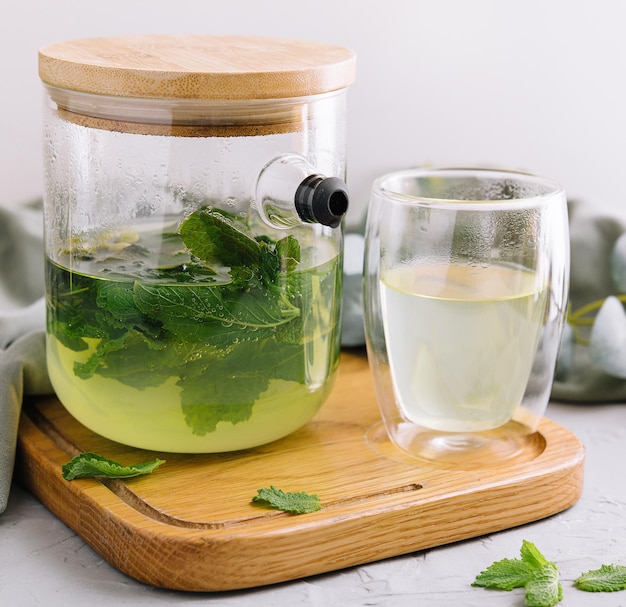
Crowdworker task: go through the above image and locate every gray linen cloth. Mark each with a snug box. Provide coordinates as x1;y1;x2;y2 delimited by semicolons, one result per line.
552;201;626;401
0;202;51;513
1;200;625;514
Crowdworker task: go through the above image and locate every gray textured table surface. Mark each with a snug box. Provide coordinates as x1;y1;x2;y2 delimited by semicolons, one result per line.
2;400;626;607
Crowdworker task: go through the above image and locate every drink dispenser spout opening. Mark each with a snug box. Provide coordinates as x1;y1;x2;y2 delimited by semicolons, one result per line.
256;154;349;229
295;175;349;228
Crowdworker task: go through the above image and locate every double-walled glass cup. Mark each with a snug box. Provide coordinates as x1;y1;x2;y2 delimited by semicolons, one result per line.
363;168;569;467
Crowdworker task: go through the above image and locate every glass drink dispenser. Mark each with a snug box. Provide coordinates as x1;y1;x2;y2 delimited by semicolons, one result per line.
39;35;356;452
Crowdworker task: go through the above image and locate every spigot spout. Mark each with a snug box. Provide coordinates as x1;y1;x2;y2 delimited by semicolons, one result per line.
295;175;348;228
256;154;349;229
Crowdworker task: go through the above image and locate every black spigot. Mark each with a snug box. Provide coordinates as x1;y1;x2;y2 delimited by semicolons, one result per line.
256;154;349;229
295;175;349;228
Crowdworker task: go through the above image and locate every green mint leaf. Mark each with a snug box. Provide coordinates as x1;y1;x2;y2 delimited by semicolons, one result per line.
62;452;165;480
46;267;105;350
275;235;301;272
524;563;562;607
473;541;561;607
74;330;170;388
256;240;282;288
176;339;305;435
180;396;254;436
178;346;263;435
472;558;535;590
252;486;321;514
179;208;263;268
133;281;296;336
575;564;626;592
95;281;162;338
520;540;550;570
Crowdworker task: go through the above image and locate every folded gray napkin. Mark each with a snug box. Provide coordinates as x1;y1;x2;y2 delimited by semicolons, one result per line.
0;202;51;513
552;202;626;401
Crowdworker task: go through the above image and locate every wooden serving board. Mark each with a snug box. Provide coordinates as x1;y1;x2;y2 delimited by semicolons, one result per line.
15;349;585;592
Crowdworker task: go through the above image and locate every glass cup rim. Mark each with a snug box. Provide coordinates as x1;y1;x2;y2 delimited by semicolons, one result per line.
372;167;565;211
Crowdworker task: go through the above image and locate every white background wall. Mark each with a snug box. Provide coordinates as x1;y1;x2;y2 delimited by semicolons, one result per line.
3;0;626;226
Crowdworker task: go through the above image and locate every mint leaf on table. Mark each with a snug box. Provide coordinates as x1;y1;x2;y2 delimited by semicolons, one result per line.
62;452;165;480
473;541;562;607
252;486;322;514
472;557;535;590
575;564;626;592
524;563;562;607
520;539;550;569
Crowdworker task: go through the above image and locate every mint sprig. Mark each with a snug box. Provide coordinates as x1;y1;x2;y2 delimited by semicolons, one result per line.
474;541;626;604
252;486;321;514
575;564;626;592
473;540;562;607
62;452;165;480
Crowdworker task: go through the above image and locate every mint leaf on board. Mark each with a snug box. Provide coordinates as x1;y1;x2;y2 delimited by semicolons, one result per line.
575;564;626;592
62;452;164;480
252;486;322;514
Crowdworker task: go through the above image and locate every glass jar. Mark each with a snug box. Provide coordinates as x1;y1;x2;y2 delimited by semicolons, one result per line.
39;35;356;452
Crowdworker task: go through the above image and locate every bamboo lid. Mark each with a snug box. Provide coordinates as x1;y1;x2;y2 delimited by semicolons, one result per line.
38;34;356;100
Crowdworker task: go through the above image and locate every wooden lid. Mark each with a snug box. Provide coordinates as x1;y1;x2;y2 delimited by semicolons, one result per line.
39;34;356;100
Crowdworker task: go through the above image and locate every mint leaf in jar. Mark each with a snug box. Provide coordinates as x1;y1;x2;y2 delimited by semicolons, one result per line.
179;207;264;268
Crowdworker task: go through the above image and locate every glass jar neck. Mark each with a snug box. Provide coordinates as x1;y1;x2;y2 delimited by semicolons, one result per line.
44;85;346;137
